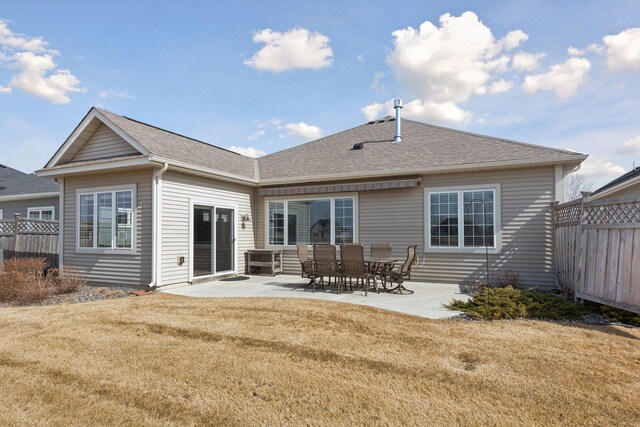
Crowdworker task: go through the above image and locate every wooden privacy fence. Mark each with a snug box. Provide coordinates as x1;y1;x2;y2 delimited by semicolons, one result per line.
0;214;59;268
554;194;640;313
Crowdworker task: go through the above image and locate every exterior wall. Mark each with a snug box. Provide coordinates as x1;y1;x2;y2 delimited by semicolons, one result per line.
594;185;640;201
256;166;557;287
160;170;255;286
0;196;60;220
72;123;139;162
63;169;153;286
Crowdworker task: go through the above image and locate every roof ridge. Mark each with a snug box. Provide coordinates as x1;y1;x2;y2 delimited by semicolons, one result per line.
97;108;249;159
400;117;586;156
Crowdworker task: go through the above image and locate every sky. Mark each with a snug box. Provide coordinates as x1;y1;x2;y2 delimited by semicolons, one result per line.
0;0;639;189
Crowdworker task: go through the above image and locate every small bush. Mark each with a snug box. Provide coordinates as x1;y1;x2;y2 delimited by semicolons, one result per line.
491;268;520;288
599;305;640;326
0;270;50;304
3;257;48;277
448;286;589;320
49;268;85;295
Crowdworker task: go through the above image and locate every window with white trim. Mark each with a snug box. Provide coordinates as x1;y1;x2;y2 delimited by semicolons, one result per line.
267;197;355;246
27;206;55;220
427;188;497;250
78;188;134;250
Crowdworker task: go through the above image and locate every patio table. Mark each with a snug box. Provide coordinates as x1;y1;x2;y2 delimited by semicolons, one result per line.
365;257;399;291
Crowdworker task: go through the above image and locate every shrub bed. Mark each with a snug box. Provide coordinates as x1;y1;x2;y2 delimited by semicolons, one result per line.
0;258;85;305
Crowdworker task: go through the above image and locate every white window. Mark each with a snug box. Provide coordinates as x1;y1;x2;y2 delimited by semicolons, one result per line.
0;209;3;219
27;206;55;220
267;196;356;246
425;186;500;253
77;186;135;252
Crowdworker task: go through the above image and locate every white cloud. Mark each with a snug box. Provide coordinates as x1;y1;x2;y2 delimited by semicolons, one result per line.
603;28;640;71
246;130;266;141
0;20;83;104
285;122;322;140
576;158;626;180
522;57;591;99
361;99;471;123
244;27;333;72
376;11;532;123
587;43;605;54
357;54;365;61
0;20;56;54
615;135;640;155
9;52;84;104
567;46;584;56
512;52;545;71
369;70;386;92
488;79;514;94
97;90;134;100
227;146;266;158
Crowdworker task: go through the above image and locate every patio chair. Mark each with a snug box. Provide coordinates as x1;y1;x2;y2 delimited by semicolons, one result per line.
313;244;342;293
370;242;393;286
381;245;417;294
296;244;317;288
341;244;377;296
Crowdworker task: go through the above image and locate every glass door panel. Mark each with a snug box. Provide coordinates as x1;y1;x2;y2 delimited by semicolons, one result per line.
193;206;213;277
215;207;234;273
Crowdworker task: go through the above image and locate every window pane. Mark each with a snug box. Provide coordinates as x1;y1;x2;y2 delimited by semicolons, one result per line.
79;194;94;248
268;202;284;245
115;191;133;249
40;210;53;221
430;192;459;247
463;190;495;247
287;199;331;245
97;192;113;248
334;198;354;244
28;211;40;219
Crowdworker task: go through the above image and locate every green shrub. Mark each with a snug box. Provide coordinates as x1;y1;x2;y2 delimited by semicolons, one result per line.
599;305;640;326
447;286;589;320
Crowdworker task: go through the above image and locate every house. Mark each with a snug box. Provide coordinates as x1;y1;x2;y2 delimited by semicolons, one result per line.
37;106;587;288
0;164;59;220
590;166;640;200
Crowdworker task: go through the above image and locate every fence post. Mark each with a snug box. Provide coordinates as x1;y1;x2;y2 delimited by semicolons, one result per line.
574;192;591;301
11;214;21;253
552;201;559;284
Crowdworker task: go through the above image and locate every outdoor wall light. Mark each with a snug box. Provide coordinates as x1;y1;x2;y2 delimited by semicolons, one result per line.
240;214;251;229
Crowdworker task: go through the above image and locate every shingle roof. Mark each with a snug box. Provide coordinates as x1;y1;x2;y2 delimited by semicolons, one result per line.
0;164;59;197
97;109;257;180
592;166;640;196
257;117;586;181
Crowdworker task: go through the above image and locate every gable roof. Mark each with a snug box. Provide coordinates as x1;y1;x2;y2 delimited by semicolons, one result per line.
0;164;58;197
592;166;640;197
257;116;587;182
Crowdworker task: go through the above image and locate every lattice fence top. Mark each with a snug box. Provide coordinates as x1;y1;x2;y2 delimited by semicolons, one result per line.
17;219;59;234
0;220;15;236
584;200;640;225
555;201;581;226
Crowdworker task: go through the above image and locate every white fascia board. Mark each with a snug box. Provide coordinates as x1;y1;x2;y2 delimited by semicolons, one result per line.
257;155;589;186
0;191;59;202
149;156;259;186
37;157;154;177
46;108;149;168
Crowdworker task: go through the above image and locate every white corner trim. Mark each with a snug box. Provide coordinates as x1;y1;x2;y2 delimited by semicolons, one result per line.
46;108;149;168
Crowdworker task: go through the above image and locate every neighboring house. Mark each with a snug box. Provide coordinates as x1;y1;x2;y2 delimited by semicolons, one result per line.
590;166;640;200
0;164;59;221
37;107;587;288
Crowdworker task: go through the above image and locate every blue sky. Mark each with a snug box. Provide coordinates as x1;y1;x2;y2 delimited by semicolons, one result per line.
1;0;639;188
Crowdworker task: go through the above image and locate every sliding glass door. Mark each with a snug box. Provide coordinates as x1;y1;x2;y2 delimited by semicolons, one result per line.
193;205;235;277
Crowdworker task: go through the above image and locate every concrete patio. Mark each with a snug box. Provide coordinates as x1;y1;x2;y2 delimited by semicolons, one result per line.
162;275;469;319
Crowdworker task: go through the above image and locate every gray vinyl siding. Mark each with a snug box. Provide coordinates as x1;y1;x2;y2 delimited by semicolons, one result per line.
596;185;640;200
63;169;153;286
71;123;140;162
0;196;59;220
256;167;556;287
160;170;255;287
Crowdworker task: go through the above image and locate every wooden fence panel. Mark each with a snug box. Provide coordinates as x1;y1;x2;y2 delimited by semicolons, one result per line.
555;195;640;313
0;216;59;268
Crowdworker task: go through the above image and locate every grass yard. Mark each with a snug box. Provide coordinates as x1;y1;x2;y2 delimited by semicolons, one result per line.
1;294;639;426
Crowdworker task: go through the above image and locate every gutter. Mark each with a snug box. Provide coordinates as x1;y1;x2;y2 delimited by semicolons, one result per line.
148;163;169;288
0;191;59;202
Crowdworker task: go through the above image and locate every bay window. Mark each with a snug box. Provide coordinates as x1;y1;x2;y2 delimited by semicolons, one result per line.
426;186;499;252
77;186;135;251
267;197;355;246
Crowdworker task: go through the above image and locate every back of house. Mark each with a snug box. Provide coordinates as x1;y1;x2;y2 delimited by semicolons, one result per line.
38;107;587;288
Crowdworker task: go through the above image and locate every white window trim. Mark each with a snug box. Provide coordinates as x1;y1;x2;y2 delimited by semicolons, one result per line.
424;184;502;254
264;194;358;249
75;184;137;254
27;206;56;220
0;209;3;219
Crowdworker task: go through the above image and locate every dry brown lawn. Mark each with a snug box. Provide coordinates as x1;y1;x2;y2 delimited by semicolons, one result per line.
0;294;638;426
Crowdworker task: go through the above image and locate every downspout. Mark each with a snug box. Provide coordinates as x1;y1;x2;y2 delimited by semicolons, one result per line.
55;178;64;275
148;163;168;288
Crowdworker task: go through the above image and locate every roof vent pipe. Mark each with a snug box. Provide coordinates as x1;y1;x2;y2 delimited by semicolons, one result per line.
393;99;403;143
